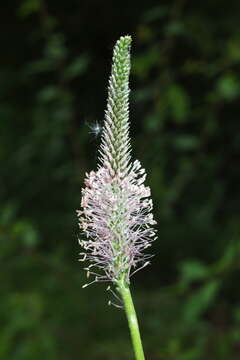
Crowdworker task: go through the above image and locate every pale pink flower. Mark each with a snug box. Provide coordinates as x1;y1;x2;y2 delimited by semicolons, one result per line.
77;36;157;287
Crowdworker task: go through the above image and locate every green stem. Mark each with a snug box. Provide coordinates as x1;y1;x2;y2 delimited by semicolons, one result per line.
117;282;145;360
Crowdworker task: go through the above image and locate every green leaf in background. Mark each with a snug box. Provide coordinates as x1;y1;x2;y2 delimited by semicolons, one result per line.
179;260;209;287
183;280;220;324
18;0;41;17
173;135;199;150
63;55;90;80
167;84;190;124
216;73;240;101
13;221;39;248
132;47;160;79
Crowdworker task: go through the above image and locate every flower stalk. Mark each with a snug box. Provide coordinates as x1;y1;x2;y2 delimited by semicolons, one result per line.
117;281;145;360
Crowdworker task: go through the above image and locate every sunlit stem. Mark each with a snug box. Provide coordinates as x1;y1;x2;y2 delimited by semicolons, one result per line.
117;280;145;360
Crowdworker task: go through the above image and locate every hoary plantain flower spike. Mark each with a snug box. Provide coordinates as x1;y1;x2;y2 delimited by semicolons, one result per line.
77;36;157;289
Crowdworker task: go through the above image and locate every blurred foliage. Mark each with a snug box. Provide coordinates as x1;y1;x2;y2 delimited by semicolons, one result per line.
1;0;240;359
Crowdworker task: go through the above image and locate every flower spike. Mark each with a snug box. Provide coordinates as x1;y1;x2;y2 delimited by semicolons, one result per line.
77;36;157;287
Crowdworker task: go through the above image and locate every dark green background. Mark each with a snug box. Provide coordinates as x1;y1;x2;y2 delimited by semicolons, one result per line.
1;1;240;359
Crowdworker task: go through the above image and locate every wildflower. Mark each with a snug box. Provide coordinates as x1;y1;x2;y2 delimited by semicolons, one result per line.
77;36;157;288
